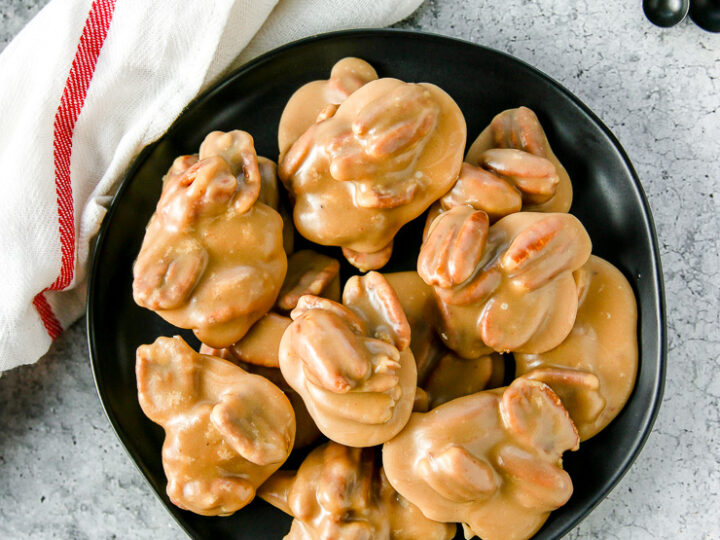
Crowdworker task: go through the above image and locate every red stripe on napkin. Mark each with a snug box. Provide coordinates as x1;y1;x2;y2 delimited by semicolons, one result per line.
33;0;117;339
33;294;64;340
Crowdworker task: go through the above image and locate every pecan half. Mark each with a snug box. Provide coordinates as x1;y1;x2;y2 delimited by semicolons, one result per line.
500;214;592;291
352;84;439;159
496;444;573;511
327;57;378;101
157;157;237;229
286;308;372;393
418;205;490;289
198;130;261;214
316;444;375;516
434;264;501;306
290;295;366;335
499;378;580;458
422;203;443;242
520;368;606;424
277;250;341;312
419;446;498;503
210;391;292;466
163;154;199;186
353;179;419;209
440;162;522;221
490;106;548;157
479;148;559;205
343;271;411;351
133;236;207;310
326;130;377;182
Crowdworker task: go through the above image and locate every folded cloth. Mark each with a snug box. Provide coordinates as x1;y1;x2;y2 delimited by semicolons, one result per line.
0;0;423;373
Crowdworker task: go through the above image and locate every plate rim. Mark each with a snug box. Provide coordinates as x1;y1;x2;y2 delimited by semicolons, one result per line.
86;27;667;539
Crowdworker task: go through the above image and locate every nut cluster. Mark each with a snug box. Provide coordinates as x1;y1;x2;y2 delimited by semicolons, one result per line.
418;207;592;356
136;336;295;516
132;130;287;348
279;272;417;448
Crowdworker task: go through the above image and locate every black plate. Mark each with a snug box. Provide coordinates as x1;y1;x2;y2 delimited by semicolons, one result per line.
87;29;666;539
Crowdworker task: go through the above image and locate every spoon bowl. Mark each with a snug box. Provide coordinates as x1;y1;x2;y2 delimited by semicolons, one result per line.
689;0;720;32
643;0;690;27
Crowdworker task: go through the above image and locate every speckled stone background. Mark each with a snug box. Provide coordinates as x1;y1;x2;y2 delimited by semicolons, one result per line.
0;0;718;538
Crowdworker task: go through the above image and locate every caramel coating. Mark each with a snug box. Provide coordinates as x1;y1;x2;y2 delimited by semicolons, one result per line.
136;336;295;516
132;131;287;347
342;241;394;273
276;250;341;313
516;255;638;440
465;106;573;215
257;156;297;255
199;339;323;450
279;272;418;447
258;155;280;210
383;271;445;383
424;352;505;408
383;378;579;540
220;249;341;367
235;362;322;451
280;203;296;256
231;312;291;368
418;206;592;356
383;271;505;404
279;72;466;270
259;442;455;540
413;387;431;412
278;58;379;156
254;155;296;255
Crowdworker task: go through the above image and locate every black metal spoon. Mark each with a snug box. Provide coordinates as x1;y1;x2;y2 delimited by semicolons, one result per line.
689;0;720;31
643;0;690;27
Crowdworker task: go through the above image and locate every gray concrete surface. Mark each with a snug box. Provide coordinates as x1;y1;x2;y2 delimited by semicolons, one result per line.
1;0;718;538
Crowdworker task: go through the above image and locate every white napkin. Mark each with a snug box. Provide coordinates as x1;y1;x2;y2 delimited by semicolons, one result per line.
0;0;422;372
